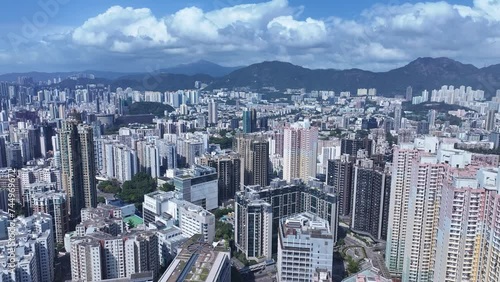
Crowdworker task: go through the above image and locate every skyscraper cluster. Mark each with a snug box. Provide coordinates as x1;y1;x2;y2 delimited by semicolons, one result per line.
385;136;500;282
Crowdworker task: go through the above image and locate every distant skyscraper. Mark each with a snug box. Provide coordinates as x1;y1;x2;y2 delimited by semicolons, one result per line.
6;143;23;169
0;136;7;168
406;86;413;101
243;108;257;133
417;120;430;135
234;134;269;186
283;120;318;182
486;109;496;131
200;153;243;205
428;109;436;129
208;99;218;125
327;155;353;217
59;116;97;223
394;104;402;131
341;138;373;157
351;159;391;241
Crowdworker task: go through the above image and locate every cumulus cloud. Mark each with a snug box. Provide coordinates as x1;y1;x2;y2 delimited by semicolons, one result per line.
2;0;500;72
72;6;173;52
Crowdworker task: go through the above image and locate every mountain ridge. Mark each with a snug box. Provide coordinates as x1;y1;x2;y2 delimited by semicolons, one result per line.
3;57;500;98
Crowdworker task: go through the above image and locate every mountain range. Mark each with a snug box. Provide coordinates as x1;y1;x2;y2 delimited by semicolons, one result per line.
2;57;500;98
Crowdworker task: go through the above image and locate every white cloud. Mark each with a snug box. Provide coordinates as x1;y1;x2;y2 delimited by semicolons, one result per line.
2;0;500;72
267;16;327;47
72;6;173;52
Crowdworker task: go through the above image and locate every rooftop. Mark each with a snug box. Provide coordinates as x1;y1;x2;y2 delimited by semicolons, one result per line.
281;212;332;239
341;268;392;282
159;234;229;282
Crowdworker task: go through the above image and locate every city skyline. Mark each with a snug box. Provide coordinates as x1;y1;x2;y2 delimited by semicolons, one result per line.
1;0;500;73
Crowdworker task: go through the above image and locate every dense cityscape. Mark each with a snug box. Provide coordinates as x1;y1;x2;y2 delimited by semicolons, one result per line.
3;0;500;282
0;68;500;282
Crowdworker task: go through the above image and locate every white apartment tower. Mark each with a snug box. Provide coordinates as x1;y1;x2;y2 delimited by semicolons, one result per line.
277;213;334;281
283;119;318;182
403;153;445;282
386;143;418;276
208;99;218;125
433;167;489;282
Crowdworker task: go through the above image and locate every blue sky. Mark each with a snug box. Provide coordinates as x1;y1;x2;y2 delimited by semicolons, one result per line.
0;0;499;73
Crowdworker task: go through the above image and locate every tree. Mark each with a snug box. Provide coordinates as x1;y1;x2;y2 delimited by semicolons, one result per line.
160;182;175;192
127;219;136;229
215;221;233;241
117;172;156;204
98;179;121;194
97;196;106;204
56;243;65;252
213;207;234;220
347;257;360;274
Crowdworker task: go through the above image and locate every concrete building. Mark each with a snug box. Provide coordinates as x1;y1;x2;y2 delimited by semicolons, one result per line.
0;213;55;282
277;213;334;282
59;117;97;222
30;191;69;244
173;165;218;210
283;120;318;182
234;133;270;186
385;143;419;276
70;229;159;281
198;152;243;205
208;99;218;125
327;155;354;217
433;166;489;282
143;191;215;243
351;159;391;241
394;104;402;131
235;198;272;261
476;168;500;282
159;234;231;282
236;179;338;256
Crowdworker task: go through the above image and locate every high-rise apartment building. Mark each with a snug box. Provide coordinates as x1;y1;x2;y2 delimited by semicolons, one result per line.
199;152;243;205
327;155;354;217
70;230;159;281
234;134;269;186
406;86;413;102
385;143;419;276
59;116;97;222
283;120;318;182
235;197;272;261
433;166;489;282
31;191;69;244
277;213;334;282
351;159;391;241
386;137;482;281
236;179;338;256
208;99;218;125
403;153;446;281
476;168;500;282
394;104;402;131
485;109;496;131
340;138;373;157
243;108;257;134
0;213;55;282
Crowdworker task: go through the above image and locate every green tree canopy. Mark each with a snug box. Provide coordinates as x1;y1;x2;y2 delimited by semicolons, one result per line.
117;172;156;204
